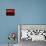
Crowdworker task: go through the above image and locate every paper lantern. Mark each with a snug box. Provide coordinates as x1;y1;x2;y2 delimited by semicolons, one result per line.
8;32;16;41
6;9;15;16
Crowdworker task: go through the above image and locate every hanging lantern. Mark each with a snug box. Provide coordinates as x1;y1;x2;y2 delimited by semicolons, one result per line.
8;32;16;41
6;9;15;16
8;32;16;46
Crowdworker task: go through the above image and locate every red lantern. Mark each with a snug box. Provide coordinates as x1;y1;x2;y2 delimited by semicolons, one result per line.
6;9;15;16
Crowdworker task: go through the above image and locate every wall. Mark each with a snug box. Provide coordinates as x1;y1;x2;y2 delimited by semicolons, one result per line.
16;0;46;24
0;0;46;44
